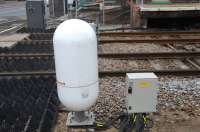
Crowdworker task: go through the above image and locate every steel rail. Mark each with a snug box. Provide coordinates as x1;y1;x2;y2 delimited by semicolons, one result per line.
99;38;200;43
0;70;199;76
28;31;200;36
5;39;199;45
98;52;200;59
1;52;200;59
99;31;200;36
0;24;24;35
23;31;200;42
99;70;200;76
16;39;200;44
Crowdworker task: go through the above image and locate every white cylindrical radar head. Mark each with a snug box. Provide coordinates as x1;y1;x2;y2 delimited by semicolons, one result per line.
53;19;99;111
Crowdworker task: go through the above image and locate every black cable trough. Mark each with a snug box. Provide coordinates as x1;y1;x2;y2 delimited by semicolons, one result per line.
0;53;54;57
28;33;53;40
0;42;53;54
17;40;53;45
0;56;54;72
17;28;55;33
0;76;59;132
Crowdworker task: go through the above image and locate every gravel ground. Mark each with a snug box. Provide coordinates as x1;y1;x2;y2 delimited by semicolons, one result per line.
149;59;190;70
154;76;200;132
98;43;173;53
169;43;200;52
54;76;200;132
98;58;152;71
99;58;190;71
180;43;200;52
196;59;200;64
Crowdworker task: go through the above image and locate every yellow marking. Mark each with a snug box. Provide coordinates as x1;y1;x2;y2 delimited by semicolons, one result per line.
137;81;151;88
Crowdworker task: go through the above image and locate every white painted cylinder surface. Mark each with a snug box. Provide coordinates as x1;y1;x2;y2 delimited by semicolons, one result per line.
53;19;99;111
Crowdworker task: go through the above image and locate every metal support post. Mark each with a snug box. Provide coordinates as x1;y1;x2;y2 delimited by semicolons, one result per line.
67;111;95;127
102;0;105;25
130;0;133;27
75;0;78;18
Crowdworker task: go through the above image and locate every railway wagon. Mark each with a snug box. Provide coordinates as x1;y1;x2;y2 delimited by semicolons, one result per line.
129;0;200;28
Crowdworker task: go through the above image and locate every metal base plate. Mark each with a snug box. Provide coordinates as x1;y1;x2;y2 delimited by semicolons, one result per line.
66;111;95;127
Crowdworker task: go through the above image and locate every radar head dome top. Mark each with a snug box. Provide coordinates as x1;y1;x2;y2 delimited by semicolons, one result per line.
53;19;96;46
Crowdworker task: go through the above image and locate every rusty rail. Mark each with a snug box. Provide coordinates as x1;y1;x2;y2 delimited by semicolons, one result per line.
98;52;200;59
0;70;199;76
11;39;200;44
99;70;200;76
99;31;200;36
28;31;200;36
99;38;200;43
1;52;200;59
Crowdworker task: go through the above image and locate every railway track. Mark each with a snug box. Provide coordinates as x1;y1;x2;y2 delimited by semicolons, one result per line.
0;55;199;77
1;40;198;54
0;31;199;76
0;53;199;77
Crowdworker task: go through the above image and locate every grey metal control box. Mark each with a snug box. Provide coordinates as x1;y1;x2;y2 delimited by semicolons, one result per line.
126;73;158;113
26;0;46;30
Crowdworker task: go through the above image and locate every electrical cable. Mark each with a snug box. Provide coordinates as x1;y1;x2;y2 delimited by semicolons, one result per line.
93;111;154;131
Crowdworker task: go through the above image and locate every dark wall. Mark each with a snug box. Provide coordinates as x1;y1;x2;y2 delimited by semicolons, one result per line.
49;0;64;17
0;0;5;3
